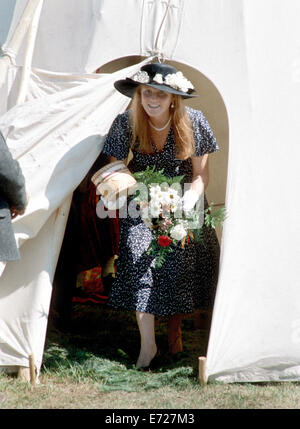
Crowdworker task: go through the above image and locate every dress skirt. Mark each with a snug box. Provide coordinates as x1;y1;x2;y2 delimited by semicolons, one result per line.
107;194;220;316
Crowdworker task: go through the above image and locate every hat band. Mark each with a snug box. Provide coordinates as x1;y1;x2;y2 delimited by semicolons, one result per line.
132;70;194;94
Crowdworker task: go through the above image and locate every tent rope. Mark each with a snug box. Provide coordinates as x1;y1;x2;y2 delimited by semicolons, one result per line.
0;47;17;65
153;0;172;62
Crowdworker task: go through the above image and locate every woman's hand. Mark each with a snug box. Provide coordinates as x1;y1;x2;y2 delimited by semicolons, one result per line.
101;194;127;210
10;206;25;219
10;193;29;219
182;154;209;213
182;189;199;213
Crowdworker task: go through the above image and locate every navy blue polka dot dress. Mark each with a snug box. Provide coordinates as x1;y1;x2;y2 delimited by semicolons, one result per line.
102;107;220;316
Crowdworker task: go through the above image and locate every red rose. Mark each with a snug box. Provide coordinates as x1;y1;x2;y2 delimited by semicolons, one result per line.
158;235;172;247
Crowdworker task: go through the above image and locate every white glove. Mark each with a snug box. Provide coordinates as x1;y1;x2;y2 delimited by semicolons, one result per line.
182;189;199;213
101;194;127;210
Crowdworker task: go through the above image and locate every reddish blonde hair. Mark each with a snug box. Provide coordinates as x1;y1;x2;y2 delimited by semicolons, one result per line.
129;87;195;160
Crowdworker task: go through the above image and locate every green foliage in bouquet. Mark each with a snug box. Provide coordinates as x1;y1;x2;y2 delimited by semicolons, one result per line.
146;238;174;269
133;165;184;188
204;205;227;229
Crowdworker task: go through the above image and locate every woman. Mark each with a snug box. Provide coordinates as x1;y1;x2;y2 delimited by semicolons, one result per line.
101;63;220;369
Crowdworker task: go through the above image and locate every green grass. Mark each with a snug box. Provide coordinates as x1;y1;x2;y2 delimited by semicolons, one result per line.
43;345;195;393
41;305;203;393
1;304;300;409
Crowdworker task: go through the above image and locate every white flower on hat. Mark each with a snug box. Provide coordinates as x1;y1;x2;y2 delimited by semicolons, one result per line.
153;73;164;84
132;70;150;84
164;71;194;93
131;68;194;94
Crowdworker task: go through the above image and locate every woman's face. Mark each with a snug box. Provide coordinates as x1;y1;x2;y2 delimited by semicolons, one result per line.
140;86;173;120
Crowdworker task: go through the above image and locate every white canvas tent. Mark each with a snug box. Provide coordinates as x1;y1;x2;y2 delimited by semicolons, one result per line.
0;0;299;383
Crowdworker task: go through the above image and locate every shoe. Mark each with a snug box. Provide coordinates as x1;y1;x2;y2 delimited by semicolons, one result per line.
136;349;161;372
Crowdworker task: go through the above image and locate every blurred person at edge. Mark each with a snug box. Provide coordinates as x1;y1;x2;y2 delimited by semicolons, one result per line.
0;131;27;273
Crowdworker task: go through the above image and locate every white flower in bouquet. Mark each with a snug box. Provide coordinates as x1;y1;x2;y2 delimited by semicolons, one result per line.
142;215;153;229
162;188;182;212
140;204;149;218
155;191;167;205
149;185;168;210
149;184;161;198
139;204;153;229
170;222;188;241
149;200;161;218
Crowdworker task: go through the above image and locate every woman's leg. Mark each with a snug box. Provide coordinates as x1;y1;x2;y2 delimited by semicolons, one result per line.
135;311;157;368
168;314;183;354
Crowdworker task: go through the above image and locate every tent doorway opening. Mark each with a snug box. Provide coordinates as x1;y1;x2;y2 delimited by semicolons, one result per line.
49;56;229;344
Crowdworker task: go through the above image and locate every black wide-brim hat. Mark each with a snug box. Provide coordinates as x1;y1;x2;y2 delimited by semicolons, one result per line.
114;63;197;99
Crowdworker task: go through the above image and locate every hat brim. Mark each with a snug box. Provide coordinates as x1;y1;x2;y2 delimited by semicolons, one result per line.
114;78;197;99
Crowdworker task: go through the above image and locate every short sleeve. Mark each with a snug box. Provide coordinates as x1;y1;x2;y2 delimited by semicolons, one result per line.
101;111;131;160
187;108;219;157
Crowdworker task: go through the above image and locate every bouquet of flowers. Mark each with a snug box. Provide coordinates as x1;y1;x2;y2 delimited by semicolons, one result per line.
132;166;226;268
